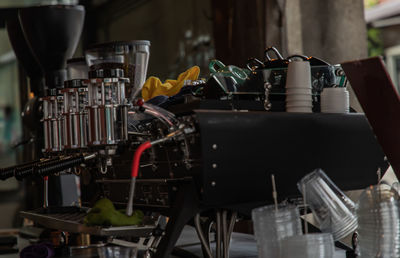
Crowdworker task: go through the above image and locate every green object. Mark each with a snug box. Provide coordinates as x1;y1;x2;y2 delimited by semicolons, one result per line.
367;28;384;57
84;198;144;227
209;59;249;85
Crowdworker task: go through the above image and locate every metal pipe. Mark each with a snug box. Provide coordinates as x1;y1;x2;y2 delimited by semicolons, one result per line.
126;177;136;216
143;109;174;128
83;153;97;161
194;214;213;258
222;210;228;258
43;176;48;208
227;212;237;254
142;102;178;129
142;102;177;121
216;211;221;258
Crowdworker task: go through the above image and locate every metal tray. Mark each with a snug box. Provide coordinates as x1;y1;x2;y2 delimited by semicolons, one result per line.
20;207;157;237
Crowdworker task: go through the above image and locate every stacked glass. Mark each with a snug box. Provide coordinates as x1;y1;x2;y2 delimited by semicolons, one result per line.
98;246;137;258
357;185;400;257
298;169;358;240
280;233;334;258
252;204;302;258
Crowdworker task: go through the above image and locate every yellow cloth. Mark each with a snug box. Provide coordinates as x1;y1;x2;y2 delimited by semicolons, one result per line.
142;66;200;101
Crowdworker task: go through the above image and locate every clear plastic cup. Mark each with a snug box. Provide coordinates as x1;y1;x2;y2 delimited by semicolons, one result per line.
298;169;357;240
357;185;400;257
98;246;138;258
281;233;334;258
252;204;302;258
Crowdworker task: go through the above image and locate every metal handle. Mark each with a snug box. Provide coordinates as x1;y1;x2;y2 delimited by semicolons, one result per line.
209;60;226;74
246;58;264;71
264;46;284;62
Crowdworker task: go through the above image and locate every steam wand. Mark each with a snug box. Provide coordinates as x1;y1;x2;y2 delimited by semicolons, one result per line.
126;128;185;216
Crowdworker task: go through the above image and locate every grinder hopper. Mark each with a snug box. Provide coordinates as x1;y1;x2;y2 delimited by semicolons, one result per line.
6;16;44;95
18;5;85;90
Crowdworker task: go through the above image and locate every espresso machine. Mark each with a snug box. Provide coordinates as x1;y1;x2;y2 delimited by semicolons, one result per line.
0;3;389;258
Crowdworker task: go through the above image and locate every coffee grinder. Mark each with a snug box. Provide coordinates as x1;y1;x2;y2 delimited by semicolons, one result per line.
17;4;85;207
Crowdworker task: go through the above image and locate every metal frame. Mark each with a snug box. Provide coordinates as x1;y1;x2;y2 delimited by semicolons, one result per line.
20;208;157;237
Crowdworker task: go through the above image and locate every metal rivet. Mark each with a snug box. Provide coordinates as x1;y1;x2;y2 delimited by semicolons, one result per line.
212;163;217;169
211;181;216;187
212;144;217;150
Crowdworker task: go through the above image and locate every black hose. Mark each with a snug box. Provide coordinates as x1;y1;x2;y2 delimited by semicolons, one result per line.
15;165;35;180
36;156;85;177
15;158;60;180
0;156;86;181
1;160;39;180
0;167;15;180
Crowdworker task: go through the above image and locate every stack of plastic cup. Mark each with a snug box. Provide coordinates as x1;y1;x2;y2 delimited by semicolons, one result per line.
285;60;312;113
357;185;400;257
98;246;138;258
298;169;358;241
252;204;302;257
320;87;349;113
280;233;335;258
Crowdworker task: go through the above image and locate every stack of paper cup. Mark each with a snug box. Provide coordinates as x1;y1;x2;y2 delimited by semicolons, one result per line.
320;87;349;113
285;60;312;113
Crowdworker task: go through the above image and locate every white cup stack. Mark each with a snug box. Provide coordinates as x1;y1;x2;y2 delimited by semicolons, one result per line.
285;60;312;113
320;87;349;113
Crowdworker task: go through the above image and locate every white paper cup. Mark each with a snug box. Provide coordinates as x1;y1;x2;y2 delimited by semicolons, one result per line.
285;60;311;89
286;100;313;106
321;88;349;114
286;84;311;89
286;88;312;94
286;94;312;101
286;107;312;113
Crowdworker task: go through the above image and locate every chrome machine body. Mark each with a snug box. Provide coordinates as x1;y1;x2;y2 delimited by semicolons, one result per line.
42;92;64;152
61;57;90;150
86;72;128;146
61;80;88;149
